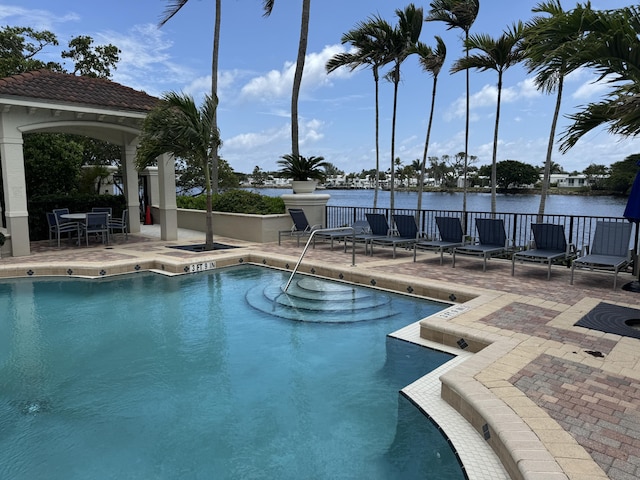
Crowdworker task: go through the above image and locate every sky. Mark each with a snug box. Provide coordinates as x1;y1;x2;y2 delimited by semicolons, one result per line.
3;1;640;176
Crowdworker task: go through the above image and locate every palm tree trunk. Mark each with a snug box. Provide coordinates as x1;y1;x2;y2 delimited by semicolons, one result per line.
418;76;439;214
206;0;222;247
462;31;470;223
491;71;502;216
537;76;563;221
291;0;310;158
373;69;380;209
390;69;399;214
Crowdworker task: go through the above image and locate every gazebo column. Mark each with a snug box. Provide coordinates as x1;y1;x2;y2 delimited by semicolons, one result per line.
0;121;30;256
121;142;141;234
157;153;177;241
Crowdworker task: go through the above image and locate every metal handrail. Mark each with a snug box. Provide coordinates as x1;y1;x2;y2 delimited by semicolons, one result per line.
283;227;356;292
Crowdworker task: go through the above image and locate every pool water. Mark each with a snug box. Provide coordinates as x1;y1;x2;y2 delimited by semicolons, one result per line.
0;265;464;479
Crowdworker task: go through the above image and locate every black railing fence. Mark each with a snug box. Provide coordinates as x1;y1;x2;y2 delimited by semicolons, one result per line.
326;206;640;253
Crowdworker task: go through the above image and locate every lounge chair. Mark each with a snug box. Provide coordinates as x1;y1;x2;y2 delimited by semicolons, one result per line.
570;221;632;289
369;214;421;258
452;218;509;271
413;216;465;265
313;219;369;251
278;208;322;246
512;223;575;280
353;213;393;255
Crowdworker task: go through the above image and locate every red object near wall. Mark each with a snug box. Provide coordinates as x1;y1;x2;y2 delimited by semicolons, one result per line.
145;206;152;225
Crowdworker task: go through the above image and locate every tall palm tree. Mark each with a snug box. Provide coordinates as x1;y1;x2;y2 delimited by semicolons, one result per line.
136;92;220;248
263;0;310;159
159;0;222;243
559;6;640;150
524;1;592;219
413;36;446;214
426;0;479;220
451;22;525;215
387;3;423;213
326;18;392;209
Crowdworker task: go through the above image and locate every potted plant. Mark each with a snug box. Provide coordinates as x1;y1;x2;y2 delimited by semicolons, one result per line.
277;154;328;193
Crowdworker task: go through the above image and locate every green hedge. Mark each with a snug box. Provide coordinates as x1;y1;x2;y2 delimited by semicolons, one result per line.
177;190;285;215
29;193;127;241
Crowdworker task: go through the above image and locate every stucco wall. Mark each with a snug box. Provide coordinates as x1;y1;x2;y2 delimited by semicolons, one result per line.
162;208;292;243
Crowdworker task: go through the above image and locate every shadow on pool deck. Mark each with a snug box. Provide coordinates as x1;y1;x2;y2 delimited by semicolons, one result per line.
2;231;640;480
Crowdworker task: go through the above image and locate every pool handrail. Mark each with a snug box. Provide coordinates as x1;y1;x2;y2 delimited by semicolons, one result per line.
283;226;356;292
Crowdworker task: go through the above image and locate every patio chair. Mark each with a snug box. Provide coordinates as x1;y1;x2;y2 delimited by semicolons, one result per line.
512;223;576;280
108;209;128;239
313;219;369;251
47;212;80;247
452;218;509;272
92;207;113;215
570;221;632;289
413;216;465;265
369;214;422;258
82;212;110;246
278;208;322;246
354;213;393;255
53;208;73;226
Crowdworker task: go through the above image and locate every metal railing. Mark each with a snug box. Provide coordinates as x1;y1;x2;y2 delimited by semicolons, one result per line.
325;206;639;253
283;227;356;292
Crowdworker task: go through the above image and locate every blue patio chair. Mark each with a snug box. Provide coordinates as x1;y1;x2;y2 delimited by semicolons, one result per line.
570;221;632;289
512;223;575;280
92;207;113;215
52;208;73;226
108;209;128;239
313;219;369;251
452;218;509;272
82;212;109;246
354;213;392;255
369;214;422;258
47;212;80;247
414;216;465;265
278;208;322;246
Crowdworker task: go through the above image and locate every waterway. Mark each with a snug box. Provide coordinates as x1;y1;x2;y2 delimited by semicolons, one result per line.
247;188;628;218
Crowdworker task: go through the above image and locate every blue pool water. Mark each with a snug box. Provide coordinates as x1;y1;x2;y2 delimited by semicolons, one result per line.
0;266;464;479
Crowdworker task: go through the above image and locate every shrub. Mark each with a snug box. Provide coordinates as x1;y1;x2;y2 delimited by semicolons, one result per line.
177;190;285;215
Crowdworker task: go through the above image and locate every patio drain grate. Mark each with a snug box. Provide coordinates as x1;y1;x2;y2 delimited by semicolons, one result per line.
167;243;240;252
575;302;640;340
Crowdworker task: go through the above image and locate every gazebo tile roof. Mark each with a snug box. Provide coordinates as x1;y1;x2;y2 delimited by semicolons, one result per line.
0;69;159;112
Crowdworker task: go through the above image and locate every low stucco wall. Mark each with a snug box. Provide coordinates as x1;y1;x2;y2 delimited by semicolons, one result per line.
173;208;292;243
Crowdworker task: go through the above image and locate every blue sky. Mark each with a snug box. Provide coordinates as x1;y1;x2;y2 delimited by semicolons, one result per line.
3;1;639;175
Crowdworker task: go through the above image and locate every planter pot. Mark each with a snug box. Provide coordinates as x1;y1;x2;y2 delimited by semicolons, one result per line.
291;180;316;194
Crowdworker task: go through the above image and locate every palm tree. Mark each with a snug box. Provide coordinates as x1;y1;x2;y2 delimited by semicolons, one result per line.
559;6;640;150
426;0;479;220
326;18;393;209
136;92;220;249
263;0;310;159
387;3;423;213
524;1;593;219
451;23;525;215
413;36;446;214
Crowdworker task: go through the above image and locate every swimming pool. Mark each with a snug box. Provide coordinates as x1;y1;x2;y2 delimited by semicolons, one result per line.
0;265;464;479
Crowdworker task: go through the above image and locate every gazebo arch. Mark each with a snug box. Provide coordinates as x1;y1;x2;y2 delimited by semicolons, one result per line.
0;69;178;257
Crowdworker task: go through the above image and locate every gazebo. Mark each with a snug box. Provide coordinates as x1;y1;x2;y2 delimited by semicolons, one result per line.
0;69;178;257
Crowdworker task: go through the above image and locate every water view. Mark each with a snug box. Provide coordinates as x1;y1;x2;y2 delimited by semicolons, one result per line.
249;188;628;218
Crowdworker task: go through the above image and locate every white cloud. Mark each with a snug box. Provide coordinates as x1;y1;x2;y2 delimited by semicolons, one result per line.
239;44;348;102
572;74;617;100
0;5;79;30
